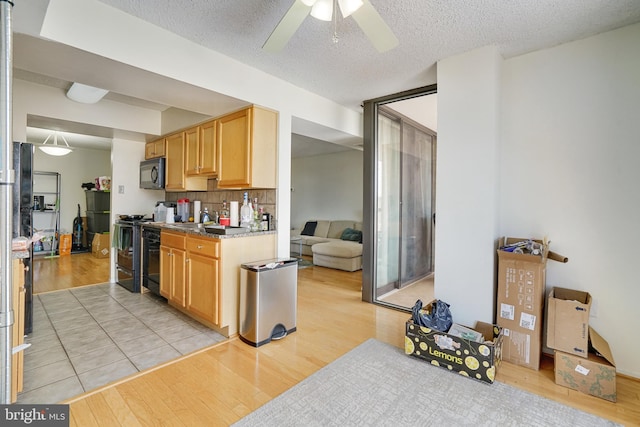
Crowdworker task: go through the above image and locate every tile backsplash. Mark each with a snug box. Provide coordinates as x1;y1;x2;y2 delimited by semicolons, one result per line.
164;179;277;227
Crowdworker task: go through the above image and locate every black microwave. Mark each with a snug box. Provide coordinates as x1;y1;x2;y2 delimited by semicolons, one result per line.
140;158;165;189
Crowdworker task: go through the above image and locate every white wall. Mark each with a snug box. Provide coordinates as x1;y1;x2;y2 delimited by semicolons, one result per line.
291;150;363;229
435;46;502;326
110;139;163;281
33;146;111;234
500;23;640;377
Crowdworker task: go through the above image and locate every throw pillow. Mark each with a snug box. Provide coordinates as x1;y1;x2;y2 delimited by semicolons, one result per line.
340;228;362;242
301;221;317;236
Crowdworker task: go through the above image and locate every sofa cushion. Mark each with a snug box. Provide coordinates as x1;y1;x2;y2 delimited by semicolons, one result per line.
314;221;331;238
300;221;317;236
327;220;355;239
312;241;363;258
340;228;362;242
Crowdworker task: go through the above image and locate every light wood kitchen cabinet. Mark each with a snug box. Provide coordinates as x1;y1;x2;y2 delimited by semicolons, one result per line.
186;235;220;325
186;120;217;177
145;138;165;159
160;231;187;308
165;131;208;192
159;230;276;337
217;106;277;189
11;259;25;403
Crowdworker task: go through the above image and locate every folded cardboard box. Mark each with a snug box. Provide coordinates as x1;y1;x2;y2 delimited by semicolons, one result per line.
92;233;111;259
405;316;503;384
546;287;591;358
554;327;616;402
496;237;567;370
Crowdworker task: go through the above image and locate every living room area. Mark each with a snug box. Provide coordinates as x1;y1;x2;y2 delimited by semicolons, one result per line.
290;92;437;310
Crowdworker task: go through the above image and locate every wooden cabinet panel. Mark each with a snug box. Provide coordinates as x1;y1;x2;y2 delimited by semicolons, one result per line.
186;120;217;177
11;259;25;403
160;231;187;307
199;120;217;175
166;131;208;192
217;106;276;189
145;139;165;159
171;248;187;308
217;108;250;187
165;132;185;191
185;127;200;176
187;252;219;325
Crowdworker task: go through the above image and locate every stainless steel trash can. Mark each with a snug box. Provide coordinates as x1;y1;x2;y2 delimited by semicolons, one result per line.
239;258;298;347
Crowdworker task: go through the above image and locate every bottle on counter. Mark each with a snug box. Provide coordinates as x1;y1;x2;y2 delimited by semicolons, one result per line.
251;198;261;231
240;192;253;228
201;207;212;224
155;202;167;223
219;200;230;226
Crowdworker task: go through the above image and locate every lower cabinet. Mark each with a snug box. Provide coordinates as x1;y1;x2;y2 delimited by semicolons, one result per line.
11;259;25;403
160;231;186;307
160;230;276;336
186;236;220;325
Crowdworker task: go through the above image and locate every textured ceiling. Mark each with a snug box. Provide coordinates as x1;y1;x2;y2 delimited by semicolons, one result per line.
96;0;640;110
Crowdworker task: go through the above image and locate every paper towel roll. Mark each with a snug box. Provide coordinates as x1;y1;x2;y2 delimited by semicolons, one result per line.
230;201;239;226
166;207;175;224
193;201;201;223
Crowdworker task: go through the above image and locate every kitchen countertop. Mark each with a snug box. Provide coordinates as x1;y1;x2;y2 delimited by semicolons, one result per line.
142;222;276;239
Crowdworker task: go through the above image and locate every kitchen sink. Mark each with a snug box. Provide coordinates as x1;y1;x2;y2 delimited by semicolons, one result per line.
203;225;250;235
167;222;203;229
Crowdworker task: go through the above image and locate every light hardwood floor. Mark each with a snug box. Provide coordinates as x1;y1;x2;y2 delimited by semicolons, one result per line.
37;257;639;426
33;252;110;294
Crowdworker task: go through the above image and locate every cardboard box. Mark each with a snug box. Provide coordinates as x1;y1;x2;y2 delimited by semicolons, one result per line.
554;327;616;402
546;287;591;357
405;316;503;384
91;233;111;259
496;237;548;370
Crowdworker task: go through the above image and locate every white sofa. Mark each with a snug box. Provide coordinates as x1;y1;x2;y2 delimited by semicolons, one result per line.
290;220;363;271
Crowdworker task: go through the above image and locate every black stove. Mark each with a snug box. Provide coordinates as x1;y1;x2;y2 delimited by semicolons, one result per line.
115;217;152;292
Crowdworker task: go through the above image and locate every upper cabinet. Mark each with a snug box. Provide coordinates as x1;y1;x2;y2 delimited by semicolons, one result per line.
165;131;208;192
217;106;277;189
145;138;165;159
185;119;217;177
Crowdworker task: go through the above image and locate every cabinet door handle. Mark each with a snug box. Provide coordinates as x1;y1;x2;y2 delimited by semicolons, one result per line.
197;245;204;249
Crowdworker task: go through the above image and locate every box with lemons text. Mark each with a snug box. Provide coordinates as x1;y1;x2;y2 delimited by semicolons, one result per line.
405;318;503;384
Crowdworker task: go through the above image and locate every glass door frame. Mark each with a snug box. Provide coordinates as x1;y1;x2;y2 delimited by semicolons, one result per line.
361;84;437;306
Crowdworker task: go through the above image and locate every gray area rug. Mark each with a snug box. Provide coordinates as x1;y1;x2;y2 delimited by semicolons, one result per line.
234;338;620;427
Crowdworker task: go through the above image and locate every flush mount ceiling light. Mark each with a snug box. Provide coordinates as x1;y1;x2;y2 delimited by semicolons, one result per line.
264;0;398;52
66;82;109;104
39;132;73;156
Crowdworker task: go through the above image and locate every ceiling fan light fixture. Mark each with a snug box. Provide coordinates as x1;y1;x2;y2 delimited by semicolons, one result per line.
310;0;333;21
38;132;73;156
299;0;317;6
338;0;363;17
66;82;109;104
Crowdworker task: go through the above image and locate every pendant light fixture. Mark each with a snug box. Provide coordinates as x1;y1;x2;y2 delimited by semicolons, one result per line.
39;132;73;156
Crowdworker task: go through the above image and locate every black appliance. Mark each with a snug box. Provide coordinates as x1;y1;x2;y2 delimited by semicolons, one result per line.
141;225;163;297
115;218;151;292
12;141;34;334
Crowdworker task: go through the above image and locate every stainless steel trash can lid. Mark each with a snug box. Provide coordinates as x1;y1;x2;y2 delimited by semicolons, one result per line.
241;257;298;271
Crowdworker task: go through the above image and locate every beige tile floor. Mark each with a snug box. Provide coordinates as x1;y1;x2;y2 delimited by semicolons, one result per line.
18;282;226;404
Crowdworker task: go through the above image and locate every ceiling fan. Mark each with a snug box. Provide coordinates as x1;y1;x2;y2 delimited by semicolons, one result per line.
263;0;399;53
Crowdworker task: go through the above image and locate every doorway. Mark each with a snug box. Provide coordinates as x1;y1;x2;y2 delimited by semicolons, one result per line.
362;85;437;310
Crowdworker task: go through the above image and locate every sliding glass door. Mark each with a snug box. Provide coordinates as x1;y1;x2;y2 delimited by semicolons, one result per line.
361;85;437;308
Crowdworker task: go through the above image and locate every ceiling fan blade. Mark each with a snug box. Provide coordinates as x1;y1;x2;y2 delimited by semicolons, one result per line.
263;1;312;52
351;0;399;52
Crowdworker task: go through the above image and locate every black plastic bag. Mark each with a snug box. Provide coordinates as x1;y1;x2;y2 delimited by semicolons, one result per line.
411;299;453;332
